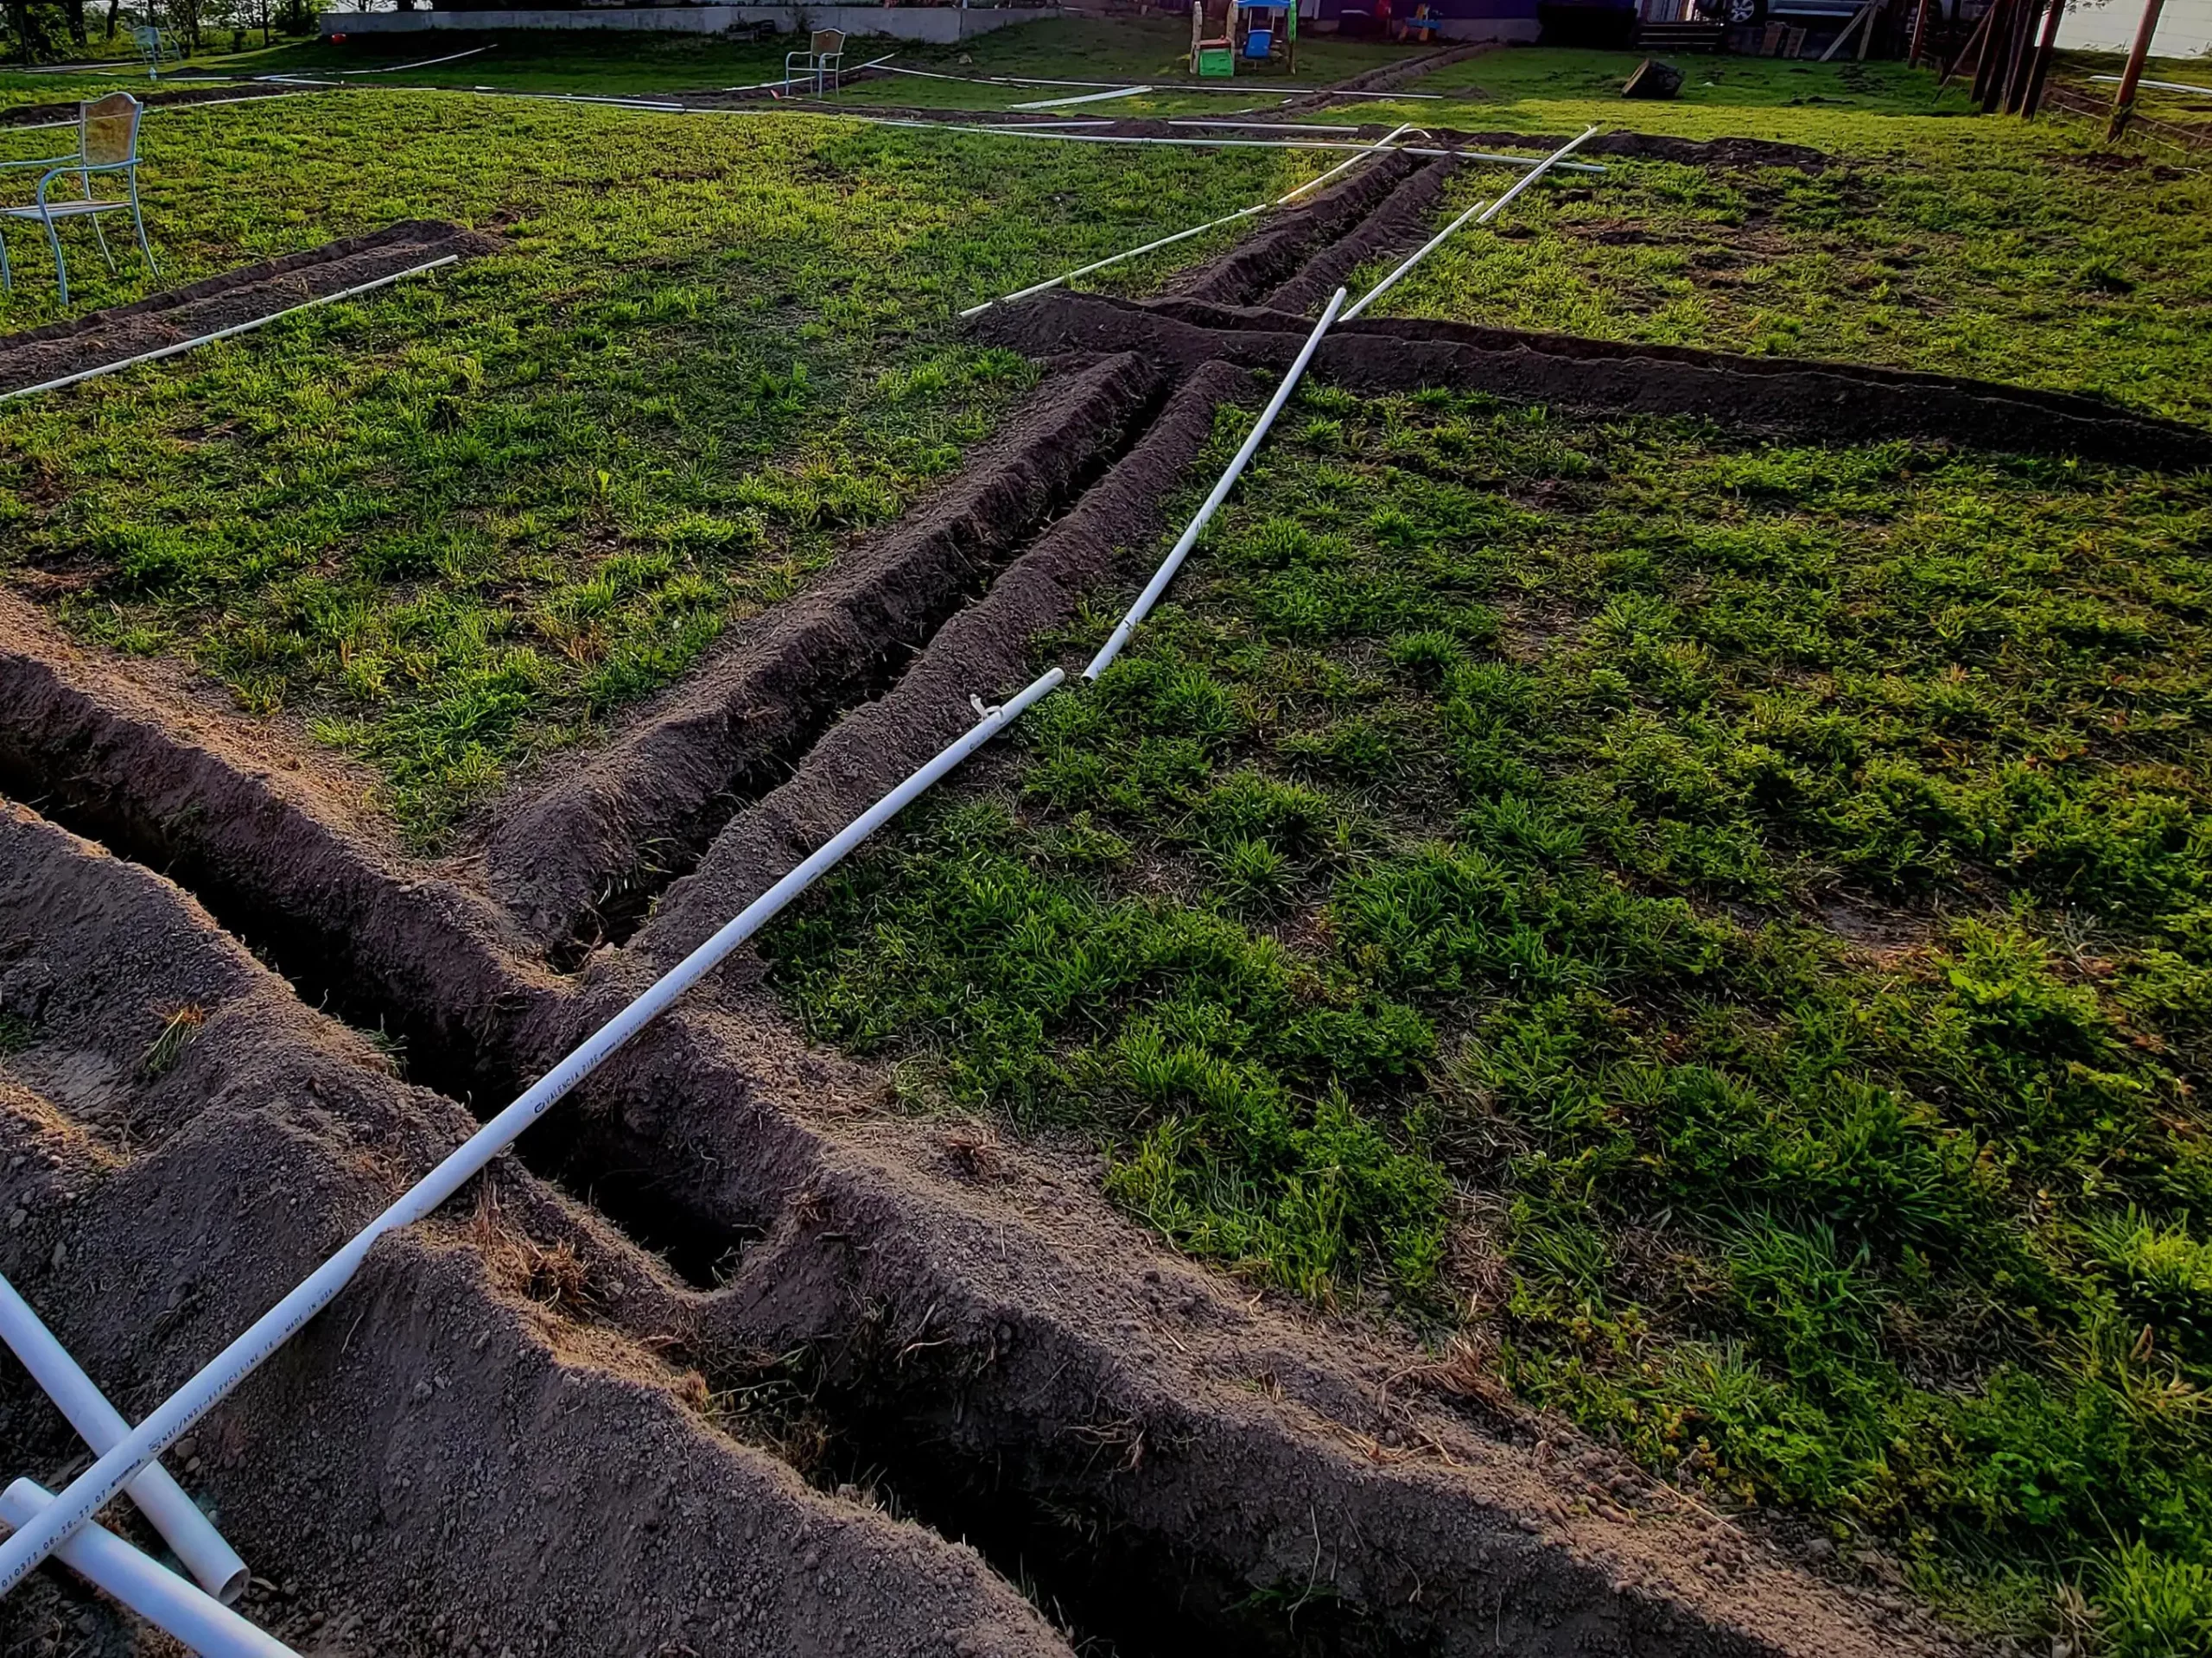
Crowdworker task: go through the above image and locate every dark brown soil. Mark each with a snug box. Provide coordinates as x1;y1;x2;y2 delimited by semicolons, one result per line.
0;221;499;397
644;358;1258;957
0;593;556;1103
482;353;1166;959
971;289;2212;468
0;802;1062;1658
0;82;321;130
1164;149;1423;306
1277;41;1499;112
1463;129;1830;168
1263;154;1458;314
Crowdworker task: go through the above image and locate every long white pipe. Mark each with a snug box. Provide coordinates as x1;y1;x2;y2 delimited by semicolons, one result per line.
0;255;457;405
957;122;1414;319
339;44;492;74
0;666;1065;1595
1341;124;1598;322
0;1480;293;1658
1008;84;1154;110
2091;73;2212;94
1084;290;1346;681
149;92;326;113
0;1277;246;1603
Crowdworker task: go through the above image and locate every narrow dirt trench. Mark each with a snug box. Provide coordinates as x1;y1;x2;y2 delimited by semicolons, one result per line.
0;157;1988;1658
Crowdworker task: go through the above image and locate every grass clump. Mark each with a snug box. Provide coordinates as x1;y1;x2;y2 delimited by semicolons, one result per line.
764;387;2212;1642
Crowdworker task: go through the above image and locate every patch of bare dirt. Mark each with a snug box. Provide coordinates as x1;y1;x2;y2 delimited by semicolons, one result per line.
970;291;2212;469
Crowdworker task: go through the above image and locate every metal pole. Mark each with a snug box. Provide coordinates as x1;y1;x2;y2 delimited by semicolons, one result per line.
2107;0;2165;136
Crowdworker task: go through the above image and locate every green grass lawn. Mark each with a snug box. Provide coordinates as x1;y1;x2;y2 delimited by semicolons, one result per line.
1310;50;2212;424
0;91;1334;843
1;27;2209;1651
766;386;2212;1653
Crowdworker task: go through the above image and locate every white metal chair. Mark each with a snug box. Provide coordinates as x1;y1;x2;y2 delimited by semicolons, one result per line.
784;29;845;96
0;92;161;307
130;23;179;79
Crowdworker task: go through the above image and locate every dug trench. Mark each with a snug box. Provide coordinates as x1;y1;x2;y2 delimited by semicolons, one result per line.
484;349;1171;963
0;153;2138;1654
0;384;1967;1653
0;789;1967;1658
0;221;501;398
0;801;1068;1658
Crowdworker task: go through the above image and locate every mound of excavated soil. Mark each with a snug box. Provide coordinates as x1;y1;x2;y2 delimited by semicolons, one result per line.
0;800;1061;1658
0;220;500;396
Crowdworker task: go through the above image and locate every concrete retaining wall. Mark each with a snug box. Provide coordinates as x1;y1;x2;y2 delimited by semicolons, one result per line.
321;5;1059;40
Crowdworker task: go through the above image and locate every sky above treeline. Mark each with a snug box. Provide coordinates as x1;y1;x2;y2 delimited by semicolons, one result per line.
2060;0;2211;57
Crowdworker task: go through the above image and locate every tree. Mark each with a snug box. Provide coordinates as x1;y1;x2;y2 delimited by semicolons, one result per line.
5;0;62;61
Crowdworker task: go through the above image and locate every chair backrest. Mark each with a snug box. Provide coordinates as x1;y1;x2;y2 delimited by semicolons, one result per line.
82;92;143;167
810;28;843;52
130;23;165;60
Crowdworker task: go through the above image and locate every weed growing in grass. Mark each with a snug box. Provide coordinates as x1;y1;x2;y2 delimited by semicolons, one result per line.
766;386;2212;1642
0;94;1328;842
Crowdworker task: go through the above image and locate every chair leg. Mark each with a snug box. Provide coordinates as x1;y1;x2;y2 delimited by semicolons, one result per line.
0;229;11;300
129;175;158;275
87;188;117;276
40;209;68;308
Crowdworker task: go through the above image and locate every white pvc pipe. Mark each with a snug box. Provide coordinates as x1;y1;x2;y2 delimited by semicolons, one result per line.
0;1277;246;1603
956;122;1414;320
149;92;325;111
0;666;1066;1595
0;1480;293;1658
1008;84;1154;110
339;44;493;74
2092;73;2212;94
0;255;456;404
1085;289;1347;682
1341;124;1598;322
958;203;1267;319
